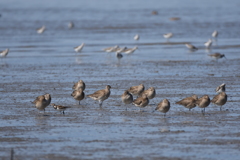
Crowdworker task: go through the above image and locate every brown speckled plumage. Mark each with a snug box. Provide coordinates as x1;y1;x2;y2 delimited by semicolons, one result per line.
87;85;111;107
211;92;227;111
176;95;198;111
155;99;171;116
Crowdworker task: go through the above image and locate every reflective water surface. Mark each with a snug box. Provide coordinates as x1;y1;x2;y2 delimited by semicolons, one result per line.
0;0;240;159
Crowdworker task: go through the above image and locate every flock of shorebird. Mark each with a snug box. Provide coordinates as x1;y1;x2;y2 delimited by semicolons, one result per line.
32;80;227;116
163;30;226;60
1;21;228;116
0;22;226;62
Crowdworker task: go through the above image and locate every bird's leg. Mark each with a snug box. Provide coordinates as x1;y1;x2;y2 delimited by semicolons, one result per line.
99;100;103;107
79;101;81;105
220;106;222;111
63;111;65;115
126;106;127;111
164;113;166;117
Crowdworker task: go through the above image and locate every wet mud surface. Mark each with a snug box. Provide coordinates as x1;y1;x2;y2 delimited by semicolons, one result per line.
1;56;240;159
1;0;240;159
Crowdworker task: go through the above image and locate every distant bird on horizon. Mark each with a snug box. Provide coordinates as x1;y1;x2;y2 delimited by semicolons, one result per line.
134;34;140;41
169;17;180;21
204;39;213;49
208;53;226;60
116;51;123;65
212;30;218;38
68;21;74;29
103;45;119;53
74;43;85;52
0;48;9;57
124;46;138;55
36;26;46;34
152;11;158;15
116;47;127;53
185;43;198;50
116;51;123;59
163;33;173;41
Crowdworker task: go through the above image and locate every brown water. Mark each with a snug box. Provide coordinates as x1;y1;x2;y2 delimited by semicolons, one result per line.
1;0;240;159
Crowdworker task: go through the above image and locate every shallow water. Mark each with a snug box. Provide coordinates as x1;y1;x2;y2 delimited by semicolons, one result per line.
1;0;240;159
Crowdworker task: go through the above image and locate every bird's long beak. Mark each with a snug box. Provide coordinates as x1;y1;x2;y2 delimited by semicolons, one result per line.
224;56;227;59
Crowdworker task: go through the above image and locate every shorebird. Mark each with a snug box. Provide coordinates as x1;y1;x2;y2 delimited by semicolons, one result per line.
128;84;145;97
208;53;226;60
211;92;227;111
32;93;51;112
103;45;119;53
163;33;173;41
134;34;140;41
152;11;158;15
141;87;156;99
212;30;218;38
74;43;85;52
116;51;123;59
72;80;85;91
215;83;226;93
154;99;171;116
176;94;198;111
36;26;46;34
116;51;123;65
121;90;133;110
51;103;70;114
195;95;211;114
44;93;51;106
185;43;198;50
132;95;149;111
116;47;127;53
204;39;212;49
71;88;85;105
170;17;180;21
0;48;9;57
124;46;138;55
68;21;74;29
87;85;111;107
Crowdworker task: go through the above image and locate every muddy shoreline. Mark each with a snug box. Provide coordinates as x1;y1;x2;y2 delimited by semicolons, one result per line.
1;0;240;159
1;57;240;159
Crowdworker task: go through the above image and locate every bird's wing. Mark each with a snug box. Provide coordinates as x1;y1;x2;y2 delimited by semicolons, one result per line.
211;94;220;103
33;95;44;104
87;89;104;98
133;98;143;105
